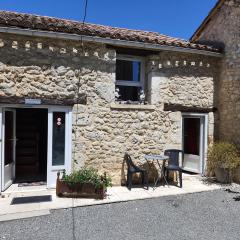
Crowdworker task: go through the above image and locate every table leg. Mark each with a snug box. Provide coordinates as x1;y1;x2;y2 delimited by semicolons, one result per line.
147;161;159;189
145;158;169;189
153;161;162;189
161;160;169;186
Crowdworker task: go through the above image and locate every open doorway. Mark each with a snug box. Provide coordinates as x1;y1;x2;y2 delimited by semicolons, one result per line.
15;108;48;183
182;114;207;174
1;105;72;191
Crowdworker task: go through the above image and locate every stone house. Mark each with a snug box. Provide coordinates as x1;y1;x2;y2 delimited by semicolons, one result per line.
0;0;238;191
191;0;240;182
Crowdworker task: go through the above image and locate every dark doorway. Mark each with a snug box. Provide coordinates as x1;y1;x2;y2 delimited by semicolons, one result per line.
183;118;200;156
15;108;48;183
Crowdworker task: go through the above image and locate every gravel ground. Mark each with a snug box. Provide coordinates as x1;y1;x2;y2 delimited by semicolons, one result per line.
0;187;240;240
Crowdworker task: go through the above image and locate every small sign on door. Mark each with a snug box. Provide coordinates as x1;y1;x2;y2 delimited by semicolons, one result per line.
25;99;42;105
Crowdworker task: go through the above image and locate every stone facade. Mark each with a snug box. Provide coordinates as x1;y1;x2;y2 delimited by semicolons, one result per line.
0;33;219;185
195;0;240;145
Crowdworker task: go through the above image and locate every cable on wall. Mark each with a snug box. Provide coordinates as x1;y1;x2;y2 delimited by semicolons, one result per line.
82;0;88;24
73;0;89;168
81;0;88;52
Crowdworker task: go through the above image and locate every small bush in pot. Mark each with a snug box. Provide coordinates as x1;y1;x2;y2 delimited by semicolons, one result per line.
207;142;240;183
56;167;112;199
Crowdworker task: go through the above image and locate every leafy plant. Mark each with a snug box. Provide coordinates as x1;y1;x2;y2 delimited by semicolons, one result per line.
207;142;240;172
103;174;113;188
62;167;112;188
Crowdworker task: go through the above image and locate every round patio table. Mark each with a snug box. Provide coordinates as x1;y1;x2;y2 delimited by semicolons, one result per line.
144;155;169;189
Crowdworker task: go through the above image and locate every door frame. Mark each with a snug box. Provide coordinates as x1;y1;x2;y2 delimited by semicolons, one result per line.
0;104;72;192
1;108;16;191
0;107;2;191
47;106;72;188
181;113;208;175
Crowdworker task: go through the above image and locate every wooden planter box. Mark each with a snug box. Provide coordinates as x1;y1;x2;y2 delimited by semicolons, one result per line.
56;173;106;199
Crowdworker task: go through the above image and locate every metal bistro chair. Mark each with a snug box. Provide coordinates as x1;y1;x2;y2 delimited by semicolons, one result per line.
164;149;184;188
125;153;149;190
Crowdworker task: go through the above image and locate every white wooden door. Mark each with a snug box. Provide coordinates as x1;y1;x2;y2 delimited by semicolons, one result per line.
47;107;72;188
0;108;2;191
2;108;16;190
182;116;205;174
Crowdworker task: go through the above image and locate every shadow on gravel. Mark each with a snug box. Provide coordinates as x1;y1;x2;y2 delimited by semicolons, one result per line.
200;178;240;202
200;177;230;187
224;188;240;201
224;189;240;194
233;196;240;201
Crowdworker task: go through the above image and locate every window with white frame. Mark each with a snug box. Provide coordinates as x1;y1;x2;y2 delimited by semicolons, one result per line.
115;55;145;102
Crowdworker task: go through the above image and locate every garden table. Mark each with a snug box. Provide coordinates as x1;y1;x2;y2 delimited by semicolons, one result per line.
144;154;169;189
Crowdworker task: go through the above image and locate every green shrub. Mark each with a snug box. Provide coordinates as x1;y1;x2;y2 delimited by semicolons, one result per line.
207;142;240;172
62;167;112;188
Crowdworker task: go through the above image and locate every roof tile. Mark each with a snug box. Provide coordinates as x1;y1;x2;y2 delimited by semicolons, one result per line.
0;10;221;53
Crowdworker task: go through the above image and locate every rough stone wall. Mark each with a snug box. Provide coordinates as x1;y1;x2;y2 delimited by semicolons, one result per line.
73;51;219;184
196;0;240;145
0;33;219;185
0;33;115;104
146;52;219;172
147;52;218;108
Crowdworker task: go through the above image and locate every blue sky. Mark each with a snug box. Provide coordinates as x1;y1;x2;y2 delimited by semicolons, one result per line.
0;0;217;39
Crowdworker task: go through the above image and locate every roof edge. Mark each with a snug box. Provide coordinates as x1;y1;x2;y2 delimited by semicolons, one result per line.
0;26;223;57
0;10;221;53
190;0;225;42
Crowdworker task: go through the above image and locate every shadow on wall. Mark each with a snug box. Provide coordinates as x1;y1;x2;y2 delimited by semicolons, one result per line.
0;35;115;72
196;40;225;52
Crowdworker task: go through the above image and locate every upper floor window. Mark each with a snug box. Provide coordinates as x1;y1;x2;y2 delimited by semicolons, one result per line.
115;55;145;102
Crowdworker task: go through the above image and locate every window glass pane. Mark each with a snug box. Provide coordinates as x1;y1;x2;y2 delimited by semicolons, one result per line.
117;85;140;101
132;61;141;82
52;112;65;166
116;59;141;82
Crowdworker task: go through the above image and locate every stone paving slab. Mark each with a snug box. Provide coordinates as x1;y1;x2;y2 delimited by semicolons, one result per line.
0;174;228;221
0;209;50;222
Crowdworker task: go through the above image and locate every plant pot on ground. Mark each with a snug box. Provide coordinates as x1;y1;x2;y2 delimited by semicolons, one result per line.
214;167;231;184
56;167;112;199
207;142;240;184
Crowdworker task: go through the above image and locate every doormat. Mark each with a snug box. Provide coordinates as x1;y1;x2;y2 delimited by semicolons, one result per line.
18;182;46;187
11;195;52;205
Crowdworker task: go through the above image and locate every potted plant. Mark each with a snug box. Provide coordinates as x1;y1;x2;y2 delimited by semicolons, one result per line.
56;167;112;199
207;142;240;183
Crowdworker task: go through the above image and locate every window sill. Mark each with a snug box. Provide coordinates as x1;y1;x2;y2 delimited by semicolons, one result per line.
110;103;155;111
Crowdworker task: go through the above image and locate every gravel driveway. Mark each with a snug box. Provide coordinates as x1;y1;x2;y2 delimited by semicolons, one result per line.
0;188;240;240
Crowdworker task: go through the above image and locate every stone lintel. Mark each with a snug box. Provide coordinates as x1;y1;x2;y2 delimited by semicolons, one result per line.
0;94;87;106
164;103;217;113
110;103;155;111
